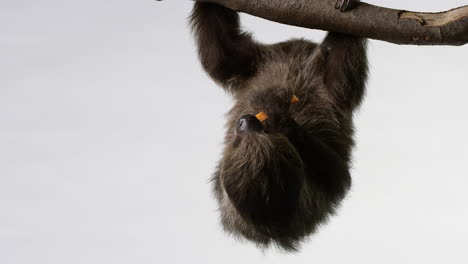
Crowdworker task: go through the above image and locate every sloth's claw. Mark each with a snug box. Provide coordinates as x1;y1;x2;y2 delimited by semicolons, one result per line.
335;0;359;12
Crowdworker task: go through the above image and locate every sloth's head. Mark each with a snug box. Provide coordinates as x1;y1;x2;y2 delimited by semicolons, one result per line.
219;89;305;238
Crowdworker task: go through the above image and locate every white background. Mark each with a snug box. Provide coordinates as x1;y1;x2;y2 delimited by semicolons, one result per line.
1;0;467;263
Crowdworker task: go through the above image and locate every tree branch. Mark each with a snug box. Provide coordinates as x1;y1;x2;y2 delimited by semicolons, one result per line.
193;0;468;46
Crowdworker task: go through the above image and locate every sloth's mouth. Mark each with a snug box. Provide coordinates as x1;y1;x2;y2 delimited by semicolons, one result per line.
254;94;299;122
255;112;268;122
236;95;299;137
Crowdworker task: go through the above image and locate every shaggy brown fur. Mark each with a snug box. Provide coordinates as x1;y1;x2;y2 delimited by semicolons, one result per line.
190;1;368;251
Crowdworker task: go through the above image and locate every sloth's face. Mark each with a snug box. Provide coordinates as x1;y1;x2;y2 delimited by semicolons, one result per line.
226;87;302;177
225;112;302;180
233;86;299;140
228;87;302;170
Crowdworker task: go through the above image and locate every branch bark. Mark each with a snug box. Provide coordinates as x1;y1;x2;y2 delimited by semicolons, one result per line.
193;0;468;46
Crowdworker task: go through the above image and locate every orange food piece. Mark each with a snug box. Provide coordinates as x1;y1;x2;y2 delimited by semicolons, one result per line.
255;112;268;122
290;95;299;104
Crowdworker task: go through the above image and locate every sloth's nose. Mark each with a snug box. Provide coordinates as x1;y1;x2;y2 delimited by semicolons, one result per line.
237;115;263;134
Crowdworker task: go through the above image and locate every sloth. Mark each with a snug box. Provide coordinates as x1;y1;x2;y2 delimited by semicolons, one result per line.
190;0;367;251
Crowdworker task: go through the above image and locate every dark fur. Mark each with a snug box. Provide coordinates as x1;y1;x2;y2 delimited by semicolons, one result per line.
190;3;368;251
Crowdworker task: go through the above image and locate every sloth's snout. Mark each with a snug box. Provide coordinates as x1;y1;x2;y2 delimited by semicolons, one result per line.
237;115;263;134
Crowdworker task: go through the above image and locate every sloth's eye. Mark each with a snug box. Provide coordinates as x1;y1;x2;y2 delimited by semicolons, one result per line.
232;137;241;148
